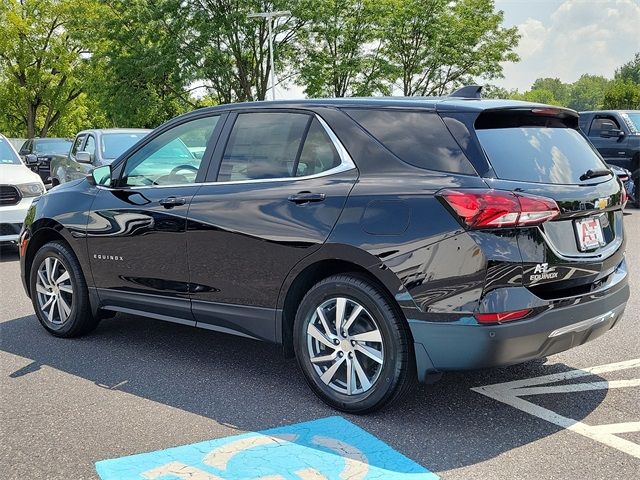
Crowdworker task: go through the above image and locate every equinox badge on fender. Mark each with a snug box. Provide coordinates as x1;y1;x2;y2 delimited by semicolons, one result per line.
93;254;124;261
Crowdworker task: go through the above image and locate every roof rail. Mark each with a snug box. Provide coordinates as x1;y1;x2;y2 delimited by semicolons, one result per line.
449;85;483;99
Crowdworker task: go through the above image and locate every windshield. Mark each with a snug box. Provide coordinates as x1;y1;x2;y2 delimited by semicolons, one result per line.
0;138;22;165
477;127;607;185
101;132;148;160
621;112;640;133
35;139;72;155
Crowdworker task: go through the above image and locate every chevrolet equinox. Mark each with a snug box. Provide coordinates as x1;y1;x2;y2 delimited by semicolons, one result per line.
19;92;630;412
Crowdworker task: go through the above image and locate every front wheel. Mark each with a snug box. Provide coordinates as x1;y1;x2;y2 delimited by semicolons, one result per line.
294;274;415;413
30;240;99;337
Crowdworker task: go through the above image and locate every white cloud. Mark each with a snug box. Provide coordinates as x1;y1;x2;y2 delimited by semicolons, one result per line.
497;0;640;91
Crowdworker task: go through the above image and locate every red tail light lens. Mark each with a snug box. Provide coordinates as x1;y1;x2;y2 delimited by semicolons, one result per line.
620;181;628;208
475;309;532;324
438;189;560;229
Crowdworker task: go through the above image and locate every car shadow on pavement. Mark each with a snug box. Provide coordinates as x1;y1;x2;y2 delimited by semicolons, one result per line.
0;312;608;472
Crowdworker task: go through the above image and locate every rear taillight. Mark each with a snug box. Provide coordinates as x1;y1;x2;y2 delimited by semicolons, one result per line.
620;181;628;208
438;189;560;229
475;309;532;324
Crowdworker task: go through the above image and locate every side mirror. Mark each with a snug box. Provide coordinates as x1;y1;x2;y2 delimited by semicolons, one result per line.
600;128;624;139
88;165;112;187
76;151;93;163
25;154;38;165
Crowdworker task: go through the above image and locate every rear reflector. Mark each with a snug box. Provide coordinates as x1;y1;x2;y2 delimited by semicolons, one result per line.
475;309;532;324
438;189;560;229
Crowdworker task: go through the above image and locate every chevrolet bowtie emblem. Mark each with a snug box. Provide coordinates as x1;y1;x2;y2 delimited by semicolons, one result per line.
595;198;609;210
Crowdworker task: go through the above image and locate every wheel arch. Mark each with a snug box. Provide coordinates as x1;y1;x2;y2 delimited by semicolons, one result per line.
278;245;416;357
23;221;77;297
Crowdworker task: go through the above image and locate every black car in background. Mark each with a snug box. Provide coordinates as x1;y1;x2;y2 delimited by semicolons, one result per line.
19;96;629;412
579;110;640;206
19;137;73;183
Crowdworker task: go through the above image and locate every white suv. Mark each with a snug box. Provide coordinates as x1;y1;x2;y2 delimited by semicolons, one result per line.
0;134;45;243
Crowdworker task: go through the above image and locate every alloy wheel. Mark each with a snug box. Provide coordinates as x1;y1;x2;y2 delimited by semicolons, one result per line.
35;257;73;325
306;297;384;395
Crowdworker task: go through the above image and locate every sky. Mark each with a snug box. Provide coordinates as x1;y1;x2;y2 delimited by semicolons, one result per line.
278;0;640;98
494;0;640;91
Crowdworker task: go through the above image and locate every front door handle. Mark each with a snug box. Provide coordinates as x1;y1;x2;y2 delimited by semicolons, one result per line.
159;196;187;208
287;192;326;204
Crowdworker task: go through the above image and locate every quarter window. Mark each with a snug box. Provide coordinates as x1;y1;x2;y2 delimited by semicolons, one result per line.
121;116;219;187
296;119;341;177
71;135;86;157
84;135;96;156
344;109;476;175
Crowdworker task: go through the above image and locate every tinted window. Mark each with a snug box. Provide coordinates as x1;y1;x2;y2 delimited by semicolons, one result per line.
219;113;309;181
296;119;341;177
477;127;607;184
122;116;218;187
345;109;475;175
622;112;640;132
589;116;620;137
34;139;72;155
101;132;149;160
0;138;21;165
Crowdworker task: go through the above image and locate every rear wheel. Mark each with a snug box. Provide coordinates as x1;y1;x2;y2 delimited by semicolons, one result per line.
30;241;99;337
294;274;414;413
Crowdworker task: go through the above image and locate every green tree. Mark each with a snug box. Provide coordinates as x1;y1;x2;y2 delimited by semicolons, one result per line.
615;52;640;84
530;78;570;105
294;0;389;97
566;74;610;111
0;0;96;137
190;1;306;103
603;80;640;110
380;0;519;96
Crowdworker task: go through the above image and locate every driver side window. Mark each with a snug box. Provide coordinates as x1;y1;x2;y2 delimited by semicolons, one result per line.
121;116;219;187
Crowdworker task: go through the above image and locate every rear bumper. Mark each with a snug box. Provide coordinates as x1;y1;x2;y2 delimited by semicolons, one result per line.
410;266;629;379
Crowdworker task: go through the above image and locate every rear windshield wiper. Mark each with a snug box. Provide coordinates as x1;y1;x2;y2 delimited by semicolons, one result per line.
579;169;612;181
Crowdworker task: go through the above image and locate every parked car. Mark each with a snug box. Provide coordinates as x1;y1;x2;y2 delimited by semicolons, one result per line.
0;134;45;243
20;95;629;413
579;110;640;206
18;137;73;183
608;164;636;209
50;129;150;186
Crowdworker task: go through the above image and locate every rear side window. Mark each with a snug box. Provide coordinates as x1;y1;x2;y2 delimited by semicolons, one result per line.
218;113;341;181
475;111;607;185
344;109;476;175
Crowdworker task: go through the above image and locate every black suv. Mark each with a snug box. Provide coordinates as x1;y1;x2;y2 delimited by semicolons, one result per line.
19;96;629;412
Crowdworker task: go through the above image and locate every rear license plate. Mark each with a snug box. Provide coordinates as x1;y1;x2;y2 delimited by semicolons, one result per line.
575;216;605;251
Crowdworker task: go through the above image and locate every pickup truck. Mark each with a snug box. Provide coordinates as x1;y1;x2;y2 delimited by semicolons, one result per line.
50;128;150;186
579;110;639;206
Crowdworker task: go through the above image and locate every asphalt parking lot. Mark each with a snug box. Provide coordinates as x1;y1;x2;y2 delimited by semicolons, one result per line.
1;211;639;480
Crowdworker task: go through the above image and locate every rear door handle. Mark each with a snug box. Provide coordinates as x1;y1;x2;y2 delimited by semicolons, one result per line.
159;196;187;208
287;192;326;204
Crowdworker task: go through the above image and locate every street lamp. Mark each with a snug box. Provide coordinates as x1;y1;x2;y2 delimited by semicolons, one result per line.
247;10;291;101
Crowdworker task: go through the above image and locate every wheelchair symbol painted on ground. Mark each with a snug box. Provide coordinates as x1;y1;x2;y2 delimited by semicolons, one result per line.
96;416;438;480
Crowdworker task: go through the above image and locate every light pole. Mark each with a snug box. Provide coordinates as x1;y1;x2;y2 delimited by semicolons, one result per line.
247;10;290;101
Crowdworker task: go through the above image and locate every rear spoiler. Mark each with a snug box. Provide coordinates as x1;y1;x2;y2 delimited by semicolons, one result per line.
449;85;483;99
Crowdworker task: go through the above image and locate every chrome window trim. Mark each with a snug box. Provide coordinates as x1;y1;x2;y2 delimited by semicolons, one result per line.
106;113;356;190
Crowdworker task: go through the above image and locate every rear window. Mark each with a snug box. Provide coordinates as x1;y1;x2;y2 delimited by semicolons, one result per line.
476;111;607;185
344;109;476;175
101;132;148;160
34;139;72;155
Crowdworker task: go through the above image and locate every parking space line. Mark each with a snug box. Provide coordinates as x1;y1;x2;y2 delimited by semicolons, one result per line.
471;358;640;460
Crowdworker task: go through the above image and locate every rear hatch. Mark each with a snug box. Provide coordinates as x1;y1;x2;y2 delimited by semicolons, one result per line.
473;107;625;299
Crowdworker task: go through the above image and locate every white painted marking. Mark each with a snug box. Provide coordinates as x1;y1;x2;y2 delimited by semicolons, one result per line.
472;358;640;459
143;461;222;480
312;435;369;480
203;433;298;469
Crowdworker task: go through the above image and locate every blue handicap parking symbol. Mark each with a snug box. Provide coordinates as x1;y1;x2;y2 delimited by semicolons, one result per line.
96;416;438;479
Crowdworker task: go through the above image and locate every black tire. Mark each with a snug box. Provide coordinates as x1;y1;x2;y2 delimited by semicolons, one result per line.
293;274;415;413
29;240;99;337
